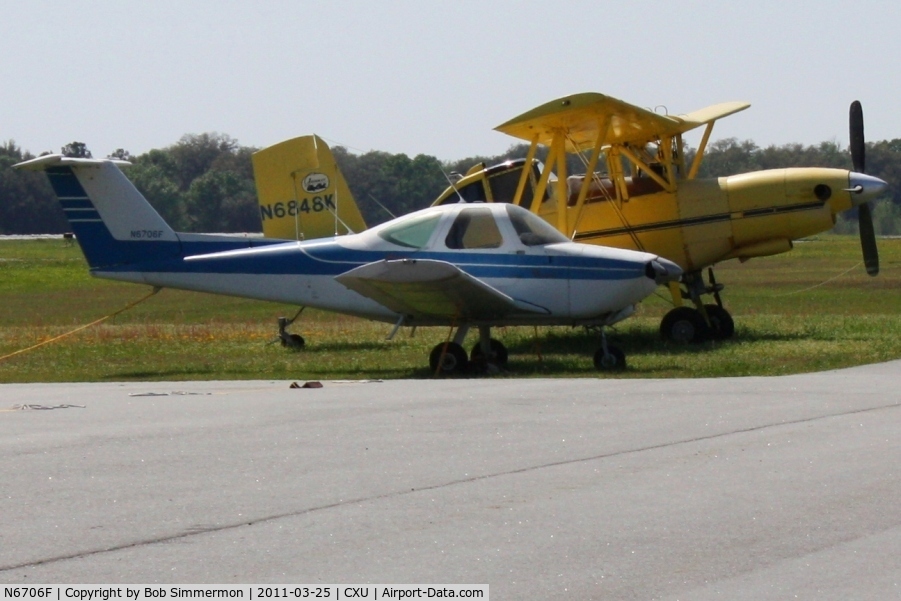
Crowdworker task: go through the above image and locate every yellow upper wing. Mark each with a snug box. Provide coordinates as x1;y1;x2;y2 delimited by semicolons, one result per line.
494;92;750;151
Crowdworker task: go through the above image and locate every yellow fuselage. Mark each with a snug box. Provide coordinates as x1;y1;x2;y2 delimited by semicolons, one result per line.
564;168;853;271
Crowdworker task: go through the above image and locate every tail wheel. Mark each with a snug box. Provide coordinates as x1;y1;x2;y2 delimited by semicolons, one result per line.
280;333;305;349
429;342;469;375
470;339;509;368
704;304;734;340
594;345;626;371
660;307;709;344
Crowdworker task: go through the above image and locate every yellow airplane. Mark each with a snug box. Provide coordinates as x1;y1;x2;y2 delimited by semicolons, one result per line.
431;93;887;343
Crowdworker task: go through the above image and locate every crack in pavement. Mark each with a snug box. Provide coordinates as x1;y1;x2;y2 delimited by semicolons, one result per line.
3;400;898;573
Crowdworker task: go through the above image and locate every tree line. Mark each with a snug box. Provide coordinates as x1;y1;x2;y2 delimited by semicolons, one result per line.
2;133;901;235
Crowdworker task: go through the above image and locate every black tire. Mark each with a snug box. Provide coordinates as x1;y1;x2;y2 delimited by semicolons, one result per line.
704;304;734;340
281;333;305;349
660;307;709;344
470;338;509;368
593;345;626;371
429;342;469;375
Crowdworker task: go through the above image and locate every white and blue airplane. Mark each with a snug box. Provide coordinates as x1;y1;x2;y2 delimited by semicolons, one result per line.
15;154;681;374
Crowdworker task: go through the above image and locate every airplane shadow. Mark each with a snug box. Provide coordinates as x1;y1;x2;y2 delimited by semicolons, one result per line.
101;328;813;381
506;326;810;358
306;340;390;352
103;368;217;380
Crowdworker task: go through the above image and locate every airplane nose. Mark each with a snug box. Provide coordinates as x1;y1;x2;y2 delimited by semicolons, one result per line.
645;257;682;284
847;172;888;206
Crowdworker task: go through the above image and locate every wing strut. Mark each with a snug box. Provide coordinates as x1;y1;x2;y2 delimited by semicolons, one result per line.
512;135;540;208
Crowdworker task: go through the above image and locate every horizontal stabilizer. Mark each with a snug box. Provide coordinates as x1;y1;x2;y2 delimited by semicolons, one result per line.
14;154;132;170
336;259;541;321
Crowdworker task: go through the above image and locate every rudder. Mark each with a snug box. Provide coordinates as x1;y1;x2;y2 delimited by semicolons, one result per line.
15;155;182;269
252;135;367;240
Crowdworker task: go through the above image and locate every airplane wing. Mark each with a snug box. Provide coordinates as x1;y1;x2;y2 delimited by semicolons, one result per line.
335;259;546;321
494;92;750;152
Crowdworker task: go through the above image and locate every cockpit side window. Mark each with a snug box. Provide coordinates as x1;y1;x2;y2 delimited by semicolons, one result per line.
445;208;503;249
506;205;569;246
377;212;442;249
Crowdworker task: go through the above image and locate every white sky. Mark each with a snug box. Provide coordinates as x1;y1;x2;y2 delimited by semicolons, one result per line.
2;0;899;161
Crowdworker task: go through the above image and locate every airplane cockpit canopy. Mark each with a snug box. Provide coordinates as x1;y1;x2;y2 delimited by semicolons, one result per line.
373;203;568;251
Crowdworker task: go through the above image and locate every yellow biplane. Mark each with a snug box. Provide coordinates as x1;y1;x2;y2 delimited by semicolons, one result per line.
431;93;887;343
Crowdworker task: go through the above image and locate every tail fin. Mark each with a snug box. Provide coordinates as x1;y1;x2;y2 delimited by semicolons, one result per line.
252;135;367;240
14;155;182;269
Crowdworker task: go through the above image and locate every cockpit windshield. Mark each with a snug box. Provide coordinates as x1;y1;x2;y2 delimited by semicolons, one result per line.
377;212;442;249
505;205;569;246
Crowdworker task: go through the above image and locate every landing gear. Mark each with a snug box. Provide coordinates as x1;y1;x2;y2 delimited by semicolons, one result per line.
470;338;508;370
593;329;627;371
275;309;306;349
660;268;734;344
594;344;626;370
429;325;509;375
429;342;469;375
660;307;709;344
427;324;628;375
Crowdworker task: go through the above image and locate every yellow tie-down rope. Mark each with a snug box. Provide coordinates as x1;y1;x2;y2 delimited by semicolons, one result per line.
0;286;161;363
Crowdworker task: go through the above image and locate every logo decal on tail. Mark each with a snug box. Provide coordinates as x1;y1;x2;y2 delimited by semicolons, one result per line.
302;172;330;193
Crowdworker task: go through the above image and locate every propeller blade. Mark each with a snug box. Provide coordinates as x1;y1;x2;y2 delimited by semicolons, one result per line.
858;202;879;276
707;267;724;307
849;100;865;173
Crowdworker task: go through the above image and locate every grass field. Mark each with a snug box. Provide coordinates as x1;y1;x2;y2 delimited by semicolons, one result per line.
1;236;900;382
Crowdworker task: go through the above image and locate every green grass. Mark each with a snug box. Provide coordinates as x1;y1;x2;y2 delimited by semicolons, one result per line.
1;236;900;382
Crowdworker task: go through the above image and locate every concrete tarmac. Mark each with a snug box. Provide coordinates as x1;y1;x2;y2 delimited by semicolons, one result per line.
1;362;899;599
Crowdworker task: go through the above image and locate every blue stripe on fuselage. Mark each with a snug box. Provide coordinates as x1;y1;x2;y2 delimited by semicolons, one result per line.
108;240;645;281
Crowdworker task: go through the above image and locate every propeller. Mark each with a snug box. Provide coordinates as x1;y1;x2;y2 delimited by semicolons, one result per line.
849;100;880;276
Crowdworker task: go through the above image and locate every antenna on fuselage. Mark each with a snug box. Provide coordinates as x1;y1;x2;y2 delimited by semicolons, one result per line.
367;193;397;220
289;171;304;241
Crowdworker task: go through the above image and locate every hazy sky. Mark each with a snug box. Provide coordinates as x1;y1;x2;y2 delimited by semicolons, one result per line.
3;1;899;162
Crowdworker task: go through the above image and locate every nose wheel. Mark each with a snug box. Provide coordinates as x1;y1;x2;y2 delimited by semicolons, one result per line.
593;329;627;371
593;344;626;370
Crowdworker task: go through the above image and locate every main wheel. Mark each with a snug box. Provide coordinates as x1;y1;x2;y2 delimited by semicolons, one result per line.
660;307;709;344
429;342;469;375
593;345;626;371
704;304;734;340
470;339;509;368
